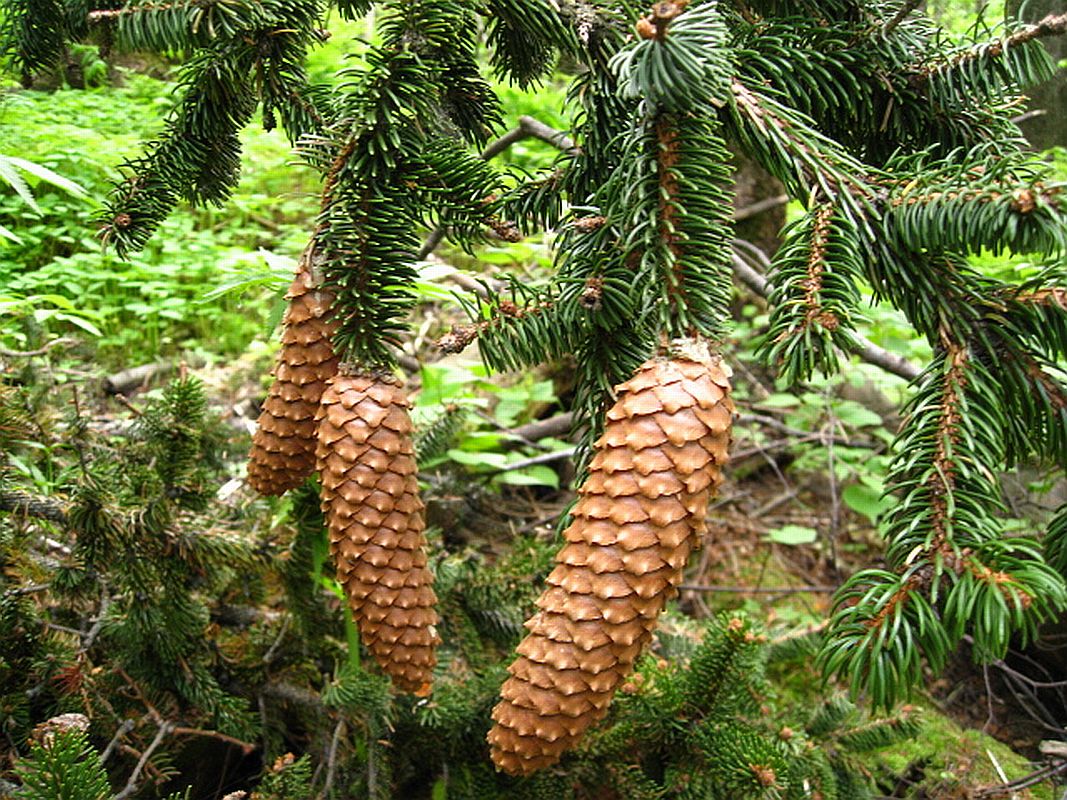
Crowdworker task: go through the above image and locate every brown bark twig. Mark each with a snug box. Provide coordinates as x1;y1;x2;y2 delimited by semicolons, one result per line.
114;721;172;800
0;338;75;358
882;0;924;36
0;490;68;525
320;719;345;800
678;584;837;593
98;719;136;766
972;759;1067;798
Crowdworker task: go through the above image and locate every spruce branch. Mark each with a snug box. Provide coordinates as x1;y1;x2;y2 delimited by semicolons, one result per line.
87;0;226;23
882;0;923;36
484;0;580;88
910;15;1064;111
759;205;864;381
404;137;515;250
822;336;1067;705
880;145;1066;256
605;2;735;338
732;248;920;381
0;0;68;77
922;337;968;555
440;287;571;371
728;79;877;222
418;116;576;257
1006;13;1067;46
985;337;1067;464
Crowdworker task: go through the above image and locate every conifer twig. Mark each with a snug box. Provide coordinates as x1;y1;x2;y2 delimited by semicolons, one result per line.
418;116;576;260
770;620;828;646
882;0;923;36
262;615;291;665
1007;13;1067;47
87;2;199;22
79;586;110;654
170;725;256;754
114;721;172;800
912;13;1067;89
678;584;837;593
98;719;136;766
320;719;345;800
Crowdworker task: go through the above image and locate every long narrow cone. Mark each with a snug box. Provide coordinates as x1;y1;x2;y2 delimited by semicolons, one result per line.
247;249;339;495
488;354;733;775
315;372;440;694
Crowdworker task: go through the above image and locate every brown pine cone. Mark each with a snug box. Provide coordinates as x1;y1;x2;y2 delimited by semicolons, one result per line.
247;250;339;496
488;354;733;775
315;372;440;694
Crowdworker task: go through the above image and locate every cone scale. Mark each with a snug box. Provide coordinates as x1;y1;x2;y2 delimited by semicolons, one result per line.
488;354;733;775
315;371;440;694
247;248;340;496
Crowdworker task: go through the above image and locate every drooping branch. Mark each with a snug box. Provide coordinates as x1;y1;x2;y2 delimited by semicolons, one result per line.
924;336;968;556
731;250;920;381
800;205;836;332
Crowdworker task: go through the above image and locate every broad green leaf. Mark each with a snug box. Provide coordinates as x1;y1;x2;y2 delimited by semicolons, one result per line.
52;313;102;336
493;466;560;489
6;156;89;198
759;393;800;409
445;449;510;469
457;431;505;452
31;294;76;310
0;156;39;212
842;483;894;523
765;524;818;545
834;400;884;428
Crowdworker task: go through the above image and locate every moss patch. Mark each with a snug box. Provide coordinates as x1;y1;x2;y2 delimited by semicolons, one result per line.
872;701;1051;798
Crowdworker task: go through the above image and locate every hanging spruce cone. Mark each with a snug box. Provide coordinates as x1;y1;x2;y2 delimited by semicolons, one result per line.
488;352;733;775
247;250;339;495
315;371;440;694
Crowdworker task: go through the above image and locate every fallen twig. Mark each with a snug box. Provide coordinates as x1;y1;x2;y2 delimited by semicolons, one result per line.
678;584;837;594
0;490;68;525
99;719;136;766
103;361;171;395
114;721;172;800
487;447;576;474
734;194;789;222
508;412;575;444
0;337;75;358
972;759;1067;797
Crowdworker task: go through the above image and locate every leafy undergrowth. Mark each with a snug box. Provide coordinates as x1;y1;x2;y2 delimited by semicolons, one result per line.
0;70;316;368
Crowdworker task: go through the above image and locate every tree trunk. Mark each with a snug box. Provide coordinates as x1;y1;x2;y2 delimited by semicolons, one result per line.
1007;0;1067;150
730;146;786;257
